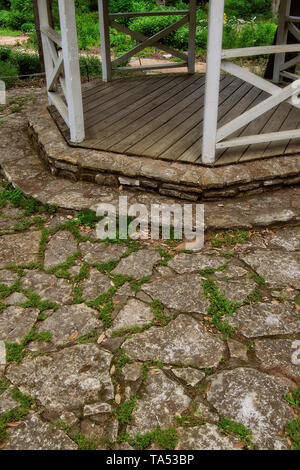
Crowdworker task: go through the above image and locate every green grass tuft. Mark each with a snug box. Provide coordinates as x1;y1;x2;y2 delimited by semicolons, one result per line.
218;418;253;447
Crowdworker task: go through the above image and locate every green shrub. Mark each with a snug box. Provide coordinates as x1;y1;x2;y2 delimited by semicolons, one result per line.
0;46;12;61
225;0;273;19
21;22;35;33
237;19;277;48
0;61;19;88
76;12;100;50
79;55;102;78
12;51;42;76
0;9;11;26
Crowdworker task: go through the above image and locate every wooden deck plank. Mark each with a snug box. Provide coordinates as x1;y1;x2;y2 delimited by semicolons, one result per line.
84;77;180;141
99;74;201;151
83;80;142;111
82;74;149;101
125;74;208;155
88;75;192;145
85;75;173;134
165;78;248;162
284;108;300;154
140;75;234;160
51;73;300;167
128;75;211;157
83;76;153;116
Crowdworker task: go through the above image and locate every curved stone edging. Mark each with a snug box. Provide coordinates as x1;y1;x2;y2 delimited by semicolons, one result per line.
0;112;299;230
27;106;300;202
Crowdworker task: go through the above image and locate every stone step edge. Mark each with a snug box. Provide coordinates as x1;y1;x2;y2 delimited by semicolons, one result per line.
27;107;300;201
0;133;300;232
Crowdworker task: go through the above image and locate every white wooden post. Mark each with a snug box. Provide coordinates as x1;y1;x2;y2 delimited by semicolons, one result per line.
58;0;85;143
202;0;224;164
37;0;54;99
188;0;197;74
273;0;291;83
99;0;112;82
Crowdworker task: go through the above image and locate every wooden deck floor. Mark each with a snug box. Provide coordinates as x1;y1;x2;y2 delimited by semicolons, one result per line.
50;73;300;166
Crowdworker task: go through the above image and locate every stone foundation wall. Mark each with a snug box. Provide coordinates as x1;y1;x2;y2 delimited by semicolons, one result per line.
28;107;300;202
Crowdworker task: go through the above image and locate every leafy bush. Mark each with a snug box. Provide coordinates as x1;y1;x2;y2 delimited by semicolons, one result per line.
0;9;10;26
225;0;273;19
237;19;277;47
0;46;12;61
0;61;19;88
0;47;42;87
76;12;99;50
12;51;42;76
21;22;35;33
79;55;102;78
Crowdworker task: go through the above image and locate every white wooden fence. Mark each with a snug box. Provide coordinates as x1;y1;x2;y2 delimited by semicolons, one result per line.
202;0;300;164
99;0;197;81
37;0;84;143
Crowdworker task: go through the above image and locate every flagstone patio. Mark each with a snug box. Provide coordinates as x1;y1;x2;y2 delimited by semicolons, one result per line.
0;87;299;451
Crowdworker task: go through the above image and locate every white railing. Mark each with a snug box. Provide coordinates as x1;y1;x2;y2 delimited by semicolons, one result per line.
99;0;197;82
37;0;84;143
202;0;300;164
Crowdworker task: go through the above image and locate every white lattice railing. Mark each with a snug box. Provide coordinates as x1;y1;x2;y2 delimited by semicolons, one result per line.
202;0;300;164
37;0;84;143
99;0;197;82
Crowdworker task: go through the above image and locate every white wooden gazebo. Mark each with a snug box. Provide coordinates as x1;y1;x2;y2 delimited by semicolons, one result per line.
36;0;300;165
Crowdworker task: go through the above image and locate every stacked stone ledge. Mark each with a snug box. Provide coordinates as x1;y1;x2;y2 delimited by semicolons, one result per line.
27;107;300;202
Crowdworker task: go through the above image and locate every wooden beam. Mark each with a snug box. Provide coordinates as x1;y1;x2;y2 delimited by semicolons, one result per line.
47;54;64;92
112;63;187;72
216;129;300;149
109;10;189;18
273;0;291;83
40;26;62;47
188;0;197;74
221;43;300;59
202;0;225;164
58;0;85;142
98;0;112;82
37;0;55;96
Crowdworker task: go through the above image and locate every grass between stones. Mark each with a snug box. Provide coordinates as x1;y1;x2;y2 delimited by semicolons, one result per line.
0;378;10;395
0;389;35;443
150;299;172;327
173;402;206;428
284;385;300;410
285;419;300;450
72;432;97;451
210;229;250;248
202;279;241;338
5;326;52;363
218;418;254;448
155;248;174;266
77;330;98;344
117;427;178;451
198;263;228;276
116;396;138;425
141;360;164;382
0;182;57;217
283;386;300;450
